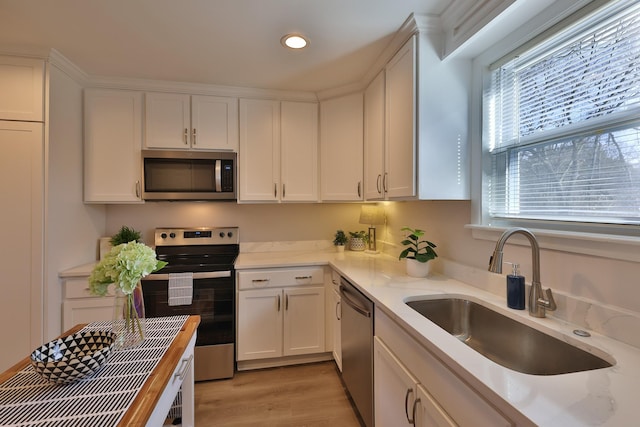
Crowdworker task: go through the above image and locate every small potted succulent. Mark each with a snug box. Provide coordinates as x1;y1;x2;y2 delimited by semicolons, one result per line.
349;230;369;251
398;226;438;277
333;230;348;252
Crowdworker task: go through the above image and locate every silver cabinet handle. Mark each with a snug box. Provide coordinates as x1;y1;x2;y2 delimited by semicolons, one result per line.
285;294;289;311
336;300;341;320
357;181;362;198
404;388;414;424
383;173;388;192
410;397;420;425
135;180;140;198
173;354;194;382
274;183;277;198
192;128;196;145
282;183;285;199
277;294;281;311
184;128;189;145
376;174;382;194
331;279;338;285
251;278;270;283
295;276;312;280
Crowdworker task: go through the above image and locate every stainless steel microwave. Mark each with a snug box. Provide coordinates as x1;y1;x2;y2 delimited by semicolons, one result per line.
141;150;237;201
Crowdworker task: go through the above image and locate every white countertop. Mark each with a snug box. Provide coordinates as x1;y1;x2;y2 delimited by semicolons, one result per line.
236;249;640;426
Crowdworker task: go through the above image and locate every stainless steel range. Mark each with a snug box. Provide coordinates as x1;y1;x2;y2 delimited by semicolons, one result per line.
141;227;239;381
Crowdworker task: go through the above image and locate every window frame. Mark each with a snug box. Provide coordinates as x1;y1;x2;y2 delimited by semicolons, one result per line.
469;0;640;261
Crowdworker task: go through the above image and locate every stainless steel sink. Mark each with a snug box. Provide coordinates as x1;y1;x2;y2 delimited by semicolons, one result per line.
406;297;614;375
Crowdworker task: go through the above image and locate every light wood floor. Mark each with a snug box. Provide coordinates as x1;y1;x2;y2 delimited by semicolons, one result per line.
194;361;362;426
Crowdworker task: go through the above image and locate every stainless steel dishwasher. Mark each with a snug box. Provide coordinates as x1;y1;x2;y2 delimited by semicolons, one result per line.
340;276;374;427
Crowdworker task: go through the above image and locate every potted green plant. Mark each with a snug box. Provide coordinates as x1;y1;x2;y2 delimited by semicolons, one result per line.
110;226;142;246
349;230;369;251
398;226;438;277
333;230;348;252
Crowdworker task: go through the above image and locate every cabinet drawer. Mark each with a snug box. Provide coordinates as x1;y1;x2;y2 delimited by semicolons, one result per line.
237;267;324;289
64;278;114;298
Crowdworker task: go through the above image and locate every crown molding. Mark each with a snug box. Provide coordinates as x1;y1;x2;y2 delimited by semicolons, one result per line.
86;75;318;102
48;49;89;85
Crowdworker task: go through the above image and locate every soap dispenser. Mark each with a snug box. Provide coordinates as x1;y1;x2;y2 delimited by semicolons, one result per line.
505;262;525;310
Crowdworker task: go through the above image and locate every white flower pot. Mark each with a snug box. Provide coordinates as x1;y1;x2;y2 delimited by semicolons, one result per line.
350;237;365;251
336;245;345;253
406;258;431;278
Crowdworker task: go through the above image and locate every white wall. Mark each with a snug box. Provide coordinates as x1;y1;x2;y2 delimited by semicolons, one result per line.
105;202;365;246
46;64;106;339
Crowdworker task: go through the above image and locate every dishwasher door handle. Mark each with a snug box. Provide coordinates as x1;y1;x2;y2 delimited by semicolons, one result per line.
339;284;371;318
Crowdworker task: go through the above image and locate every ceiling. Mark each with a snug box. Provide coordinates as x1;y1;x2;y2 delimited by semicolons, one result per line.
0;0;457;93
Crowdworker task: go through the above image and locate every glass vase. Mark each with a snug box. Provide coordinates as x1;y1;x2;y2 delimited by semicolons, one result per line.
112;283;146;349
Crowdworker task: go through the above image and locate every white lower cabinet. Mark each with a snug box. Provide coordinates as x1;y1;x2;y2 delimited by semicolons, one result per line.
375;308;515;426
61;274;115;331
375;337;455;427
237;267;325;363
329;270;342;372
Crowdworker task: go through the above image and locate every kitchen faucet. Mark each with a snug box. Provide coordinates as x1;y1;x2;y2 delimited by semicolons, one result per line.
488;227;557;318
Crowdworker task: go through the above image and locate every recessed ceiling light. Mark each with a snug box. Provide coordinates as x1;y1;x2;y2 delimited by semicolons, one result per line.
281;33;309;50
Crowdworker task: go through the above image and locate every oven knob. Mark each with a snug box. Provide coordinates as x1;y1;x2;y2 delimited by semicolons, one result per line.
227;232;233;238
170;232;176;238
160;233;167;239
219;232;225;238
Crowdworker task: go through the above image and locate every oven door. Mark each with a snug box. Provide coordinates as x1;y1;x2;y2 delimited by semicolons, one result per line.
142;270;236;380
141;271;235;347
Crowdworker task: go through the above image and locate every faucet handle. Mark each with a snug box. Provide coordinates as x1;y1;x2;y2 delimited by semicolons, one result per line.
539;288;557;311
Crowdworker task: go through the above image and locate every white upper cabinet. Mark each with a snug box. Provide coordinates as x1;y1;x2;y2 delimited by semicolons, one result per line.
239;98;318;203
280;101;318;202
320;92;364;201
364;71;385;200
364;29;470;201
84;89;144;203
239;98;281;202
385;37;417;199
0;56;44;122
145;92;238;151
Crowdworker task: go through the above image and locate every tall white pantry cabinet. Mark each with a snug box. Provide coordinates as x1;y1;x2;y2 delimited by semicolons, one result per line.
0;55;45;372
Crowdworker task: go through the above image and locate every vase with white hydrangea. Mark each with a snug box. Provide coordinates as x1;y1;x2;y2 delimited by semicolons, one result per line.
89;241;167;349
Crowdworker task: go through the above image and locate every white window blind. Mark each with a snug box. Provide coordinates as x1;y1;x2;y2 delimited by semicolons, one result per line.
485;1;640;225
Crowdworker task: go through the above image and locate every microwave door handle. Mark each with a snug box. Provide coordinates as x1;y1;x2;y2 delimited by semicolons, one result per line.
215;159;222;192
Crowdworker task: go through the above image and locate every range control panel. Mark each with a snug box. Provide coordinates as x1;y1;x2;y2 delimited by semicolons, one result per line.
154;227;239;246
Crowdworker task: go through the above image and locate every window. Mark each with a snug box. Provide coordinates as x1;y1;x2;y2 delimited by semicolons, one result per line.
484;1;640;229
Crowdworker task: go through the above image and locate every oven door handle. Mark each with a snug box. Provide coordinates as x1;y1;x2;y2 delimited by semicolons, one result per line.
141;270;232;281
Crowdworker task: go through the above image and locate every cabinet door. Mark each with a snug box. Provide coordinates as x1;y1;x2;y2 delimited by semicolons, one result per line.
0;56;44;122
0;121;43;372
191;95;238;151
374;337;419;427
280;101;318;201
84;89;143;203
62;298;115;331
364;71;386;200
385;36;416;199
283;286;325;356
145;92;190;149
237;288;283;360
332;288;342;371
415;384;457;427
320;93;363;201
239;99;280;201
